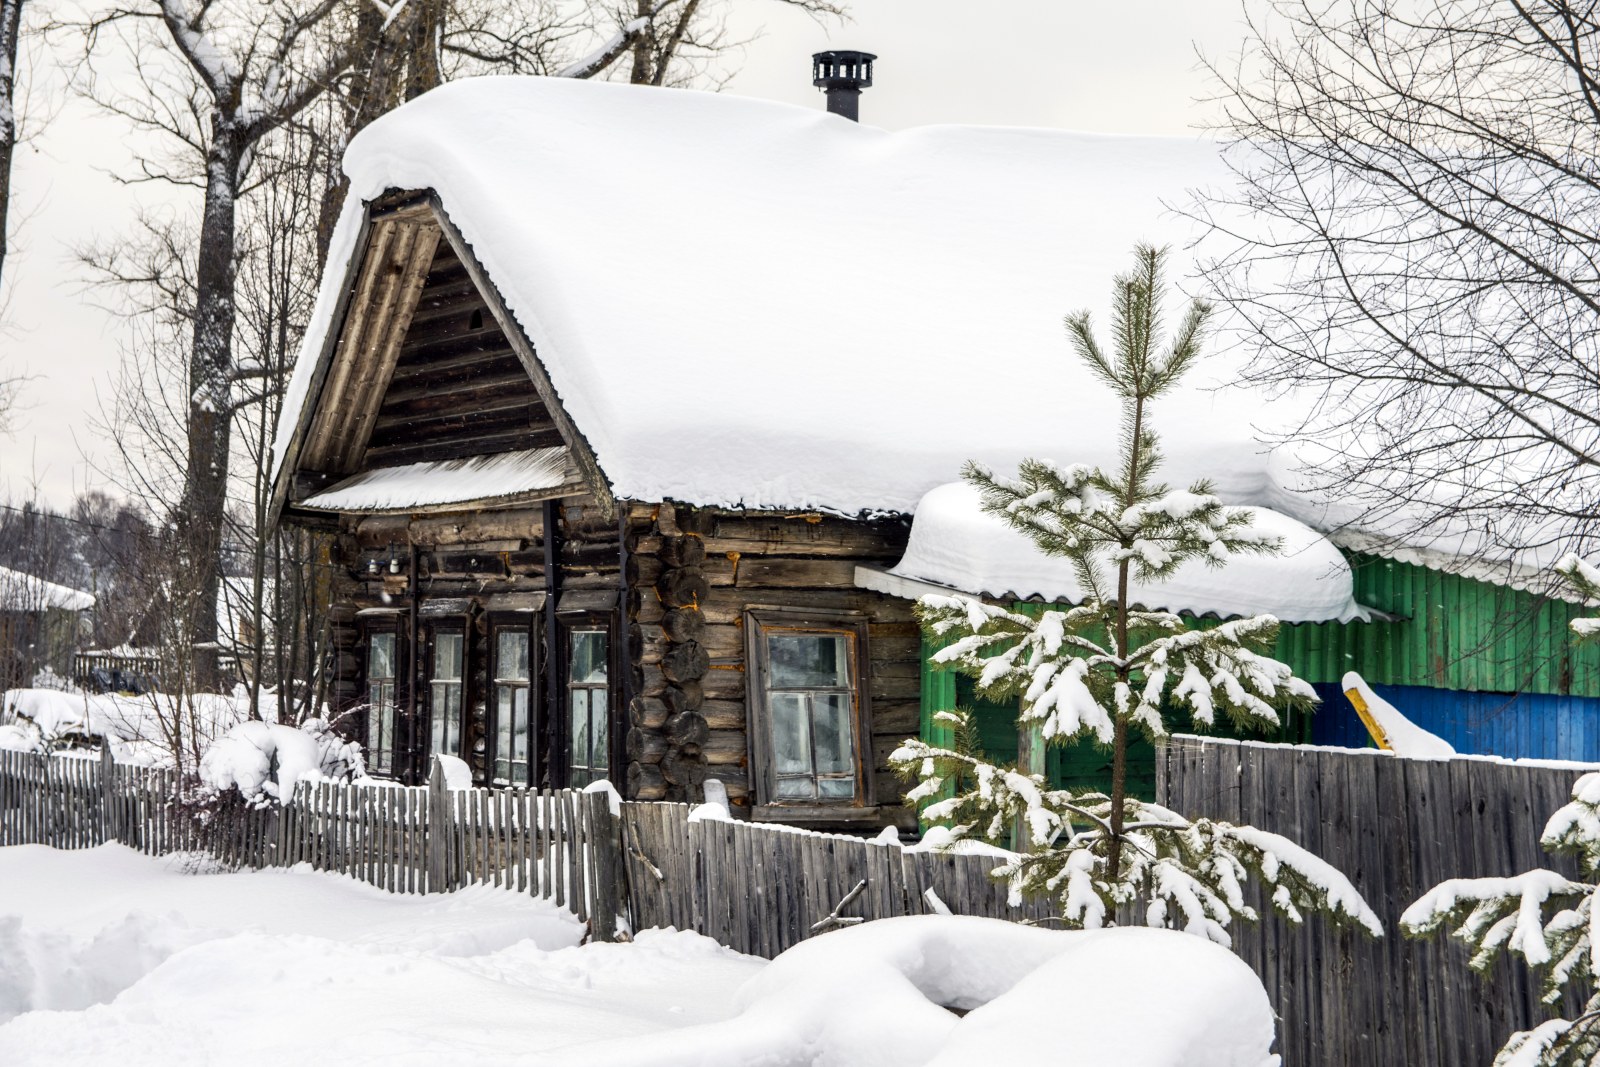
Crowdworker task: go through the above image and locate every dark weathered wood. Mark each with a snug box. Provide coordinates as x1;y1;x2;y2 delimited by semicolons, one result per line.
1162;735;1593;1067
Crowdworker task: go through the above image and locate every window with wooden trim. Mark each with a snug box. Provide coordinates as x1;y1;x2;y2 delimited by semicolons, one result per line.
428;626;466;761
491;619;536;787
567;627;610;787
746;609;873;817
366;630;399;777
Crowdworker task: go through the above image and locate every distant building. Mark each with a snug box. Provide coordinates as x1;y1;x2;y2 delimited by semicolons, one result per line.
0;566;95;689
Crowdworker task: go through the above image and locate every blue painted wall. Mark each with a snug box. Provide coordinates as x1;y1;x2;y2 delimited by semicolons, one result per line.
1310;682;1600;762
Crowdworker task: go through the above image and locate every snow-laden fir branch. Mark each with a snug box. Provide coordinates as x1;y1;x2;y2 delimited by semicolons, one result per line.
891;715;1381;945
895;245;1373;949
1402;768;1600;1067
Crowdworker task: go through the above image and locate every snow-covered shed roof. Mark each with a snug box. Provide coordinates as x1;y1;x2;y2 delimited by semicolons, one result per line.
276;76;1285;521
0;566;94;613
858;483;1368;623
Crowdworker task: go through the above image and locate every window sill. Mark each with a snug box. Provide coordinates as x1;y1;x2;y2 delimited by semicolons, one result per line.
753;804;881;825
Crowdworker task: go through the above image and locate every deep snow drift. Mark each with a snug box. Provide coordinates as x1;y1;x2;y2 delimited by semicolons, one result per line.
0;845;1280;1066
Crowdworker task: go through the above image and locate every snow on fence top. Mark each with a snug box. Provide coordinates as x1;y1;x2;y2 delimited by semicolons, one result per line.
0;565;94;613
276;77;1288;515
885;482;1368;623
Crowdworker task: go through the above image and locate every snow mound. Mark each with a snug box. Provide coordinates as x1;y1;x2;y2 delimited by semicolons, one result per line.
554;915;1279;1067
1342;671;1456;758
200;721;330;804
889;481;1366;622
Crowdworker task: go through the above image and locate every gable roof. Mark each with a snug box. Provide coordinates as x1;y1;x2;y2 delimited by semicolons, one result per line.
272;76;1569;593
276;76;1273;521
0;567;94;613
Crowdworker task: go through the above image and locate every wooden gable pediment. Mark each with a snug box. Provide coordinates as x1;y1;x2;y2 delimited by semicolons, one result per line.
275;194;612;522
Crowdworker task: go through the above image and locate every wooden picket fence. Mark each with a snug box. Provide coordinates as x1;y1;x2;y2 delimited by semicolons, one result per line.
0;746;622;938
1161;734;1596;1067
621;803;1057;957
0;745;1049;957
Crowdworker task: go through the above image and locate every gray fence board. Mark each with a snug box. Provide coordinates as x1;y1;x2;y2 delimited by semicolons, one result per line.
1162;735;1596;1067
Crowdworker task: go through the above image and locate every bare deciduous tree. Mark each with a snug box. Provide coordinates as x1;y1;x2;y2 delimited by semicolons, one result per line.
0;0;23;295
1198;0;1600;571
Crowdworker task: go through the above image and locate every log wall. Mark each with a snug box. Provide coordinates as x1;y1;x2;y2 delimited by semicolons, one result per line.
325;498;918;829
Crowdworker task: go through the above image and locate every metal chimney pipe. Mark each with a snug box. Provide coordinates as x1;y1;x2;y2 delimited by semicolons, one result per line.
812;50;876;122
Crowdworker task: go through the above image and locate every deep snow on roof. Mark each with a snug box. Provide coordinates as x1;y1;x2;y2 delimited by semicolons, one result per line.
278;76;1284;520
0;566;94;613
883;483;1368;623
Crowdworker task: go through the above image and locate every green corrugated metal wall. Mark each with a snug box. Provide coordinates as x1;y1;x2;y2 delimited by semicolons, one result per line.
1274;553;1600;696
915;552;1595;798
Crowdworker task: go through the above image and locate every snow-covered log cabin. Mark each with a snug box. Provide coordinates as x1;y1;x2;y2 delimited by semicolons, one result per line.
273;72;1600;826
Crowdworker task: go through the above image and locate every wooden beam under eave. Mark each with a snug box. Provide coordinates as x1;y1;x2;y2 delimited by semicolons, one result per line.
299;220;401;474
332;223;442;472
425;197;618;523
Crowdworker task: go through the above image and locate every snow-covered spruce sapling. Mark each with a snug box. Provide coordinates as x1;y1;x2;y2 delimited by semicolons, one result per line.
1400;556;1600;1067
891;245;1381;944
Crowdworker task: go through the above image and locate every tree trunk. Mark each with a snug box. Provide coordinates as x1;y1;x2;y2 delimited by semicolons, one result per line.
0;0;24;295
178;127;244;692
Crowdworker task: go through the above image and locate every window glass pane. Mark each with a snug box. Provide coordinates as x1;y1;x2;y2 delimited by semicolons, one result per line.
768;634;848;688
497;631;529;681
817;777;855;798
370;633;395;680
592;690;608;770
570;630;608;684
512;689;530;764
775;778;812;798
812;693;854;775
770;693;811;775
570;691;590;773
495;688;514;781
434;633;463;680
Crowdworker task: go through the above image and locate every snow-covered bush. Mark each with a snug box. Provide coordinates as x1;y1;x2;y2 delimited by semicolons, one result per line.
894;246;1380;945
199;719;363;806
1399;557;1600;1066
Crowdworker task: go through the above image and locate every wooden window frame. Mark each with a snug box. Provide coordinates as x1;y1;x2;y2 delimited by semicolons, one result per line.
556;609;618;789
361;621;403;779
745;607;876;823
422;619;469;766
487;612;540;788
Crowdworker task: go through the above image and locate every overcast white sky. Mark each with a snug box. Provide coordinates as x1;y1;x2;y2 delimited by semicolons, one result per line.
0;0;1251;508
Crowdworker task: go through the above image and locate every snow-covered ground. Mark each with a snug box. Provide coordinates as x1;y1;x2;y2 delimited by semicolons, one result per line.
0;845;1281;1066
0;845;758;1065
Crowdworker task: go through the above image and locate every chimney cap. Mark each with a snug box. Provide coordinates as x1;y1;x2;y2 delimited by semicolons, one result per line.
812;50;876;92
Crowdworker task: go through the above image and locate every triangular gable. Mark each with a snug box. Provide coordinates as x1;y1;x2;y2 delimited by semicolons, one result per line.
274;194;612;520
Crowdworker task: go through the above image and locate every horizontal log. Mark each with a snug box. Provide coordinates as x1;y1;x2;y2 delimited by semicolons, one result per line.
700;698;744;729
627;761;667;801
363;429;565;468
699;667;746;700
701;730;747;765
699;514;909;559
733;557;860;590
626;554;664;588
871;700;920;735
353;511;544;546
630;695;669;730
698;586;898;625
377;367;533;421
868;637;922;663
626;728;667;764
870;674;920;703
